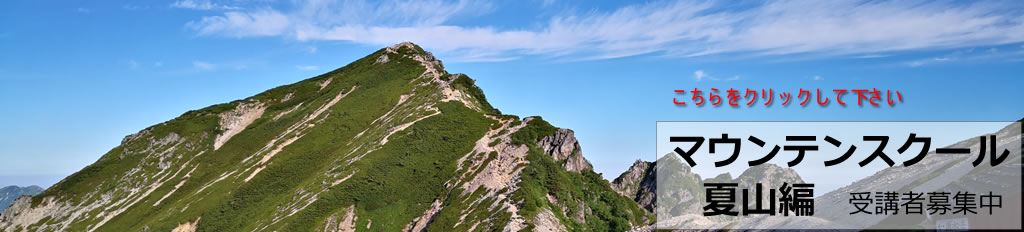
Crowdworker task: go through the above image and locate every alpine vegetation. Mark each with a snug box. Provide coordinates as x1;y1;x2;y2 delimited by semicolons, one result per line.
0;43;651;232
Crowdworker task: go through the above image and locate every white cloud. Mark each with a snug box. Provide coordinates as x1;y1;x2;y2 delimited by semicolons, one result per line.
907;57;951;67
171;0;240;10
128;59;140;70
901;47;1021;67
192;61;216;70
853;54;889;59
541;0;556;7
812;75;823;81
692;70;741;81
123;5;149;11
296;65;319;70
184;0;1024;62
187;10;290;37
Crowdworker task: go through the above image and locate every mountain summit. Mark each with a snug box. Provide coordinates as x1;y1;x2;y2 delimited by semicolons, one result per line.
0;42;650;231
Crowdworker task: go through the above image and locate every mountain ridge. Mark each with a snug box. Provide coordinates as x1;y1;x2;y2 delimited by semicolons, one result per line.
0;42;650;232
0;186;43;213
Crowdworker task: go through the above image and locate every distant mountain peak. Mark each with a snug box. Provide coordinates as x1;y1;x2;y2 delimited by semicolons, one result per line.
0;185;44;213
0;43;648;231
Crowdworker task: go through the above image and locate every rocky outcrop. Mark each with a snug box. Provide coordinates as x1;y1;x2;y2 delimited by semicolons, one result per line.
214;101;265;150
732;163;804;208
533;208;568;232
622;155;804;219
651;154;705;217
648;155;815;229
612;160;651;196
0;185;43;212
537;128;593;173
734;163;803;188
404;200;441;232
612;160;656;212
0;42;651;231
171;217;200;232
374;53;390;64
0;196;30;223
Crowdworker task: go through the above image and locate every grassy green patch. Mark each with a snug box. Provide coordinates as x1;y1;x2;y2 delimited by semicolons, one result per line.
509;117;558;145
22;45;653;232
275;101;494;231
509;117;651;231
451;74;499;115
515;145;651;231
488;138;503;147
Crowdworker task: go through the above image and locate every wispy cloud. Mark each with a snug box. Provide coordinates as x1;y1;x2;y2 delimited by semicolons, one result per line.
540;0;557;7
187;10;290;37
903;47;1022;67
184;0;1024;62
692;70;739;81
812;75;824;81
853;54;890;59
171;0;240;10
128;59;140;70
907;57;952;67
122;5;149;11
296;65;319;70
192;61;216;70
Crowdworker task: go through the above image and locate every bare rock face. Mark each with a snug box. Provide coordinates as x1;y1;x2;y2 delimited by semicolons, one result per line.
0;185;43;212
171;217;200;232
612;160;656;212
532;208;568;232
0;42;653;232
652;154;705;217
214;101;266;150
374;53;390;64
735;163;804;188
537;128;593;173
732;163;804;208
624;155;804;220
0;196;31;223
612;160;652;196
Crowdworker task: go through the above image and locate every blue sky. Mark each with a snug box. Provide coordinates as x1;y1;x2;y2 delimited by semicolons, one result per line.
1;0;1023;188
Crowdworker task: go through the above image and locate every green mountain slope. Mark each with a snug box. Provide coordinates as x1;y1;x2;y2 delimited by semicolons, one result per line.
0;43;649;232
